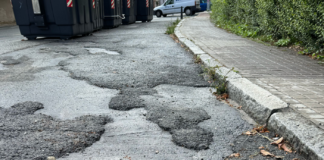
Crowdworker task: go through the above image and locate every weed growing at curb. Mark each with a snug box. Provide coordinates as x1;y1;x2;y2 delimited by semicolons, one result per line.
194;55;202;64
166;18;181;35
201;63;235;96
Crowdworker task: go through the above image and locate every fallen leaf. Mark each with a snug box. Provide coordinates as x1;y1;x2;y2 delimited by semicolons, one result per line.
260;150;274;157
259;127;270;133
259;146;265;149
292;158;299;160
253;125;264;132
244;131;252;135
278;143;283;149
271;137;284;145
228;153;240;158
222;93;229;99
280;144;292;153
275;155;284;159
237;106;242;109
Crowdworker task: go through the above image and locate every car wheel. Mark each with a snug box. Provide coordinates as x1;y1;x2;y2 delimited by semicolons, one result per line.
185;8;192;16
156;11;162;17
163;14;167;17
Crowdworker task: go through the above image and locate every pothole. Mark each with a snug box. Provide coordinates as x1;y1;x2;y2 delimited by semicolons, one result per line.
85;48;120;55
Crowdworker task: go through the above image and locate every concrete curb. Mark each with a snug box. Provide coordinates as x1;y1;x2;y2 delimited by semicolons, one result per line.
175;19;288;125
175;18;324;160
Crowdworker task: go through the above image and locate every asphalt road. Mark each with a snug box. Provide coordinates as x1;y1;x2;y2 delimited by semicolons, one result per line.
0;15;306;160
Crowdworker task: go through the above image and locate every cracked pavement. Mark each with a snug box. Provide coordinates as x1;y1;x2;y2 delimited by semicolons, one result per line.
0;15;306;159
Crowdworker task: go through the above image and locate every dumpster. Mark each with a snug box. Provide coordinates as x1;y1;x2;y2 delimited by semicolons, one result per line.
136;0;153;22
103;0;123;28
12;0;100;40
91;0;105;31
122;0;137;24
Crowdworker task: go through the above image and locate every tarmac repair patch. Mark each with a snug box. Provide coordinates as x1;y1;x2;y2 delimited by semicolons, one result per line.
0;101;112;160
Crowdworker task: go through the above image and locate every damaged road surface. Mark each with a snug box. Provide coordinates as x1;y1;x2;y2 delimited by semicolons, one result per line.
0;17;306;159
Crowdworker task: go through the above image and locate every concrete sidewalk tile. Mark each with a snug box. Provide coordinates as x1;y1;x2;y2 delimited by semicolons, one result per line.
309;114;324;119
297;108;317;114
303;103;324;108
291;104;308;108
312;108;324;113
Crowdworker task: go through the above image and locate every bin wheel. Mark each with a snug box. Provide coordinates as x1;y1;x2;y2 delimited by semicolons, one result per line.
185;8;192;16
148;20;152;22
156;11;162;18
163;14;167;17
27;37;37;40
142;21;147;23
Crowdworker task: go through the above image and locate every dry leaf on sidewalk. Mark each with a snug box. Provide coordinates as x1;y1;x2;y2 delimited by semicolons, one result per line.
260;150;274;157
228;153;240;158
271;137;284;145
237;106;242;109
259;146;264;149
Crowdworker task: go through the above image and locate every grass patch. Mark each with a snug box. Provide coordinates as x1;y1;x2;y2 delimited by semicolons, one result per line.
165;18;181;35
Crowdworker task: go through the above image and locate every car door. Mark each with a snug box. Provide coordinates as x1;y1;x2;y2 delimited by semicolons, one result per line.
173;0;182;13
163;0;174;14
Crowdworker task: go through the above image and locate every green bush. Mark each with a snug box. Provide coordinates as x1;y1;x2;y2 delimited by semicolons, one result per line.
211;0;324;53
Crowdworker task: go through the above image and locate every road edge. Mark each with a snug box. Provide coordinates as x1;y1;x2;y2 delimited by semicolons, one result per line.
174;17;324;160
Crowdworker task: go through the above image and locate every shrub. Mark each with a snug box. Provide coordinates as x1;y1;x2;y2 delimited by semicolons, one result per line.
211;0;324;53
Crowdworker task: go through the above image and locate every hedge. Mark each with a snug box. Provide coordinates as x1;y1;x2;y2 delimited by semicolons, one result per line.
211;0;324;51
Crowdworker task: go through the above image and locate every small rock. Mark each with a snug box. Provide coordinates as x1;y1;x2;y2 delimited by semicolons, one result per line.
47;156;56;160
155;150;159;154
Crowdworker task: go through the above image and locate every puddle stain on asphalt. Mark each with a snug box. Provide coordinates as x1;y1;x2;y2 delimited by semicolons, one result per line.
85;48;120;55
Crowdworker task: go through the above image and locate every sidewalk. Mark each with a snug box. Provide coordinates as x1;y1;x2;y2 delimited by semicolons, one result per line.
181;12;324;127
176;12;324;159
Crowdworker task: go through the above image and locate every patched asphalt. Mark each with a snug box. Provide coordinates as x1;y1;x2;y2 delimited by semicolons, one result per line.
0;15;307;160
0;102;111;160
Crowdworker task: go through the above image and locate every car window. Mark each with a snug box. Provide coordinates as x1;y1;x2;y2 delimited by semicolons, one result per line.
165;0;174;5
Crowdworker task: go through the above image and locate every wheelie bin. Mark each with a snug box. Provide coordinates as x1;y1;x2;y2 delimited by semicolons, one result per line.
103;0;123;28
122;0;137;24
91;0;105;31
136;0;153;22
11;0;99;40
